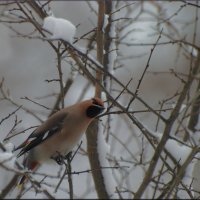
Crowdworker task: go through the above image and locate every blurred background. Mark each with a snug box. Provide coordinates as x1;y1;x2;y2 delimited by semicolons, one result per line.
0;1;199;198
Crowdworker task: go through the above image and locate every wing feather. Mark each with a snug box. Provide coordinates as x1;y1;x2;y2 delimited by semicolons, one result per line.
15;111;68;157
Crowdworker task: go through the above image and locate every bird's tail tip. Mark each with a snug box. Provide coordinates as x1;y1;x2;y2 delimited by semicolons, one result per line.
17;175;27;189
17;183;23;190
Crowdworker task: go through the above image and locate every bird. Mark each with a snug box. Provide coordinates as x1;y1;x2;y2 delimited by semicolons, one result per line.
14;97;105;186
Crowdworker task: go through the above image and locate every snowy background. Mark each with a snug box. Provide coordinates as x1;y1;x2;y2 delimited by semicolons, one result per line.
0;1;200;199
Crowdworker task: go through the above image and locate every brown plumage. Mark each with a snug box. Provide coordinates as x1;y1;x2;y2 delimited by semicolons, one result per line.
15;97;105;186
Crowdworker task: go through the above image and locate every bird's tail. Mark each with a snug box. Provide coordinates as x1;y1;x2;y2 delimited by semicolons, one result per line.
17;175;28;189
17;160;40;189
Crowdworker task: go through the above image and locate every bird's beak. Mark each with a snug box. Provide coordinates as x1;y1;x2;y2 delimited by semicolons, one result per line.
96;105;105;114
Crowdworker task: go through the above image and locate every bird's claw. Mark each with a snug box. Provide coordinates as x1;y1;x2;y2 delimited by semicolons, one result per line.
55;155;65;165
51;153;65;165
64;151;72;161
51;151;73;165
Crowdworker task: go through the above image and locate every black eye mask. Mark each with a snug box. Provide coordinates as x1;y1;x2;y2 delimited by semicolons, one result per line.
86;105;104;118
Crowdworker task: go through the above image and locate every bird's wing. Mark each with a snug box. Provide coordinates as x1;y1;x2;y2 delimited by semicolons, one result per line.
15;112;68;157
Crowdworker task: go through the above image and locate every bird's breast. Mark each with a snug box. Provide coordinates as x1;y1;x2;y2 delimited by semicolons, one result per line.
33;121;89;162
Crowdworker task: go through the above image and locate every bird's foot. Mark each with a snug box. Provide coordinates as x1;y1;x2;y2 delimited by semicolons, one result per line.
50;152;65;165
51;151;73;165
64;151;72;161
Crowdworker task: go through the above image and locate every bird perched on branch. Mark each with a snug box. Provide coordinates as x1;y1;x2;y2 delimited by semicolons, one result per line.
15;97;105;186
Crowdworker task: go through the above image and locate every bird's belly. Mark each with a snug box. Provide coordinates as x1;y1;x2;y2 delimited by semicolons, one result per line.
33;130;83;162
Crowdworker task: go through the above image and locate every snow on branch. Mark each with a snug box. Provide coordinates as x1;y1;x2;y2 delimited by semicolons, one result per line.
0;142;16;169
43;15;76;43
97;125;118;198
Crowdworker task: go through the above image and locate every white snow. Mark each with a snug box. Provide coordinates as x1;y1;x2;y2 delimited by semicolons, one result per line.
171;103;186;113
194;114;200;135
43;16;76;43
144;126;192;165
4;142;15;152
142;124;162;141
188;111;200;197
189;112;200;146
104;10;117;78
97;125;117;198
189;130;200;146
107;22;117;76
102;14;109;33
0;142;16;169
145;128;197;198
165;139;192;165
186;44;198;57
189;113;200;197
192;154;200;198
101;91;107;103
0;151;16;169
145;127;199;198
178;152;200;198
143;126;192;165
